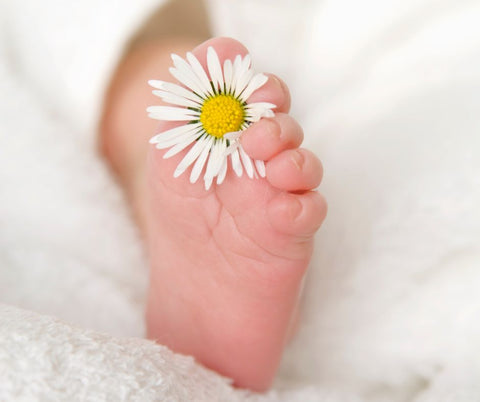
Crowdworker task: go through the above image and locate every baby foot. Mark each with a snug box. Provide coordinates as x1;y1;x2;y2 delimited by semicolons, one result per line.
145;37;326;391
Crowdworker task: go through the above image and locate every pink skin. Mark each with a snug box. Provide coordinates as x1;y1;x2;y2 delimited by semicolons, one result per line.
144;38;326;391
101;37;326;391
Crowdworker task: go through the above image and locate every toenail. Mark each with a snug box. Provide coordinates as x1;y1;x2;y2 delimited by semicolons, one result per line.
268;74;289;109
269;75;283;94
288;196;303;220
264;118;281;139
290;150;305;170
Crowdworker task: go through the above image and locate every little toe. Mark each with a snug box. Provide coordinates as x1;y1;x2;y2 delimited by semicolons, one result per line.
266;149;323;192
267;191;327;237
241;113;303;161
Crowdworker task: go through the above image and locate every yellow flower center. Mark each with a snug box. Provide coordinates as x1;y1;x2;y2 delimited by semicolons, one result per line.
200;95;245;138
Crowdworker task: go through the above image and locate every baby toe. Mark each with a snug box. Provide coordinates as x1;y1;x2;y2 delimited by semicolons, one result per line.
266;149;323;192
241;113;303;161
267;191;327;237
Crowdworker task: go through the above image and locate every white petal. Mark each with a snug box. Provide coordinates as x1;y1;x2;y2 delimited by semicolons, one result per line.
147;106;197;121
232;56;243;78
223;130;242;142
234;70;254;99
224;141;238;157
207;47;224;93
217;157;228;184
203;141;218;182
238;73;268;101
159;138;190;155
233;55;253;97
148;124;192;144
242;54;252;70
223;59;233;94
169;67;206;97
246;110;274;123
245;102;277;122
230;148;243;177
217;140;228;172
171;54;211;96
255;159;266;177
150;124;195;144
204;140;223;182
204;143;223;190
154;129;200;150
151;80;203;103
186;52;214;97
239;146;254;179
205;140;228;186
152;90;201;109
230;55;242;96
190;136;214;183
204;176;214;191
148;80;165;89
174;135;211;177
164;134;201;159
246;102;277;110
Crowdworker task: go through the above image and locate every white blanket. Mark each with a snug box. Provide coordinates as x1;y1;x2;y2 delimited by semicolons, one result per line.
1;0;480;400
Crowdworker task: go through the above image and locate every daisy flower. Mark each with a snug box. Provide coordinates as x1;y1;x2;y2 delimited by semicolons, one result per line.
147;46;276;190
